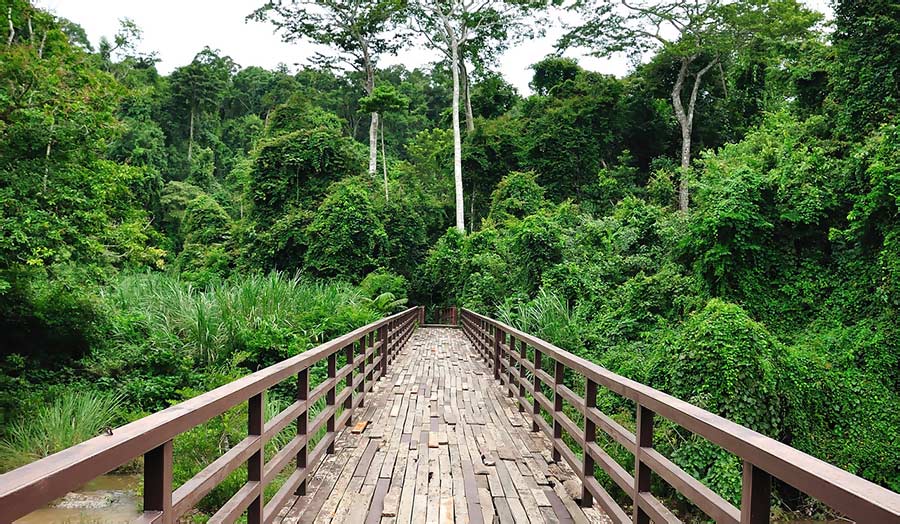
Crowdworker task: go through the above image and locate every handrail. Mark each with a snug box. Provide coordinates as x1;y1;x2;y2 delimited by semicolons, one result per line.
0;306;423;524
460;308;900;524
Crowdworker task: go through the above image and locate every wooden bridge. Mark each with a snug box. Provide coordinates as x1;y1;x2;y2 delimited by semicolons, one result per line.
1;306;899;524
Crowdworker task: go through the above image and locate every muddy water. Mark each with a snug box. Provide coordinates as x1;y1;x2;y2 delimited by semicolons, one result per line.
15;474;141;524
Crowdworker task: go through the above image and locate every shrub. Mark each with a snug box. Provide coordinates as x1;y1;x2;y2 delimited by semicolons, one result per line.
488;170;545;223
304;179;387;281
509;212;564;292
667;299;781;433
360;269;408;300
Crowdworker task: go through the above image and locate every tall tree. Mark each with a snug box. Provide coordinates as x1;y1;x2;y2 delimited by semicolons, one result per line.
169;47;234;166
250;0;406;177
561;0;818;211
410;0;535;232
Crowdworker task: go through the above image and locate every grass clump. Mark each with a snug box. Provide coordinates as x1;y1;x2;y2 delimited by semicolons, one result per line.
0;390;123;471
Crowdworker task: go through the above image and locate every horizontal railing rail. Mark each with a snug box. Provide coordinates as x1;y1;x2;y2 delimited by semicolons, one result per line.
0;306;422;524
460;308;900;524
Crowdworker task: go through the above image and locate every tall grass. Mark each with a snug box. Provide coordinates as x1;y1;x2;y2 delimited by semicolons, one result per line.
0;391;123;472
102;272;381;364
497;288;583;352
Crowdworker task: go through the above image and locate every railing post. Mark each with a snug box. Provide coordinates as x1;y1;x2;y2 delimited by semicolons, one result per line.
741;461;772;524
379;323;388;378
296;368;309;495
327;352;337;454
345;343;354;425
358;336;367;406
633;404;655;524
552;360;564;462
507;335;516;397
143;439;173;524
532;348;542;432
582;379;597;507
518;338;526;412
493;324;502;381
248;392;264;524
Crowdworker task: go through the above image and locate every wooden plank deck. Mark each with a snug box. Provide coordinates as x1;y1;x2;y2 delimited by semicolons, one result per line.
275;327;610;524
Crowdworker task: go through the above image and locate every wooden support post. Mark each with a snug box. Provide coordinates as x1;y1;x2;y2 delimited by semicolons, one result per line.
518;339;527;412
247;392;264;524
368;331;376;385
493;324;501;381
633;404;654;524
741;461;772;524
532;348;542;432
327;353;337;454
552;360;564;462
296;368;309;495
143;439;173;524
345;343;354;425
358;336;367;406
379;323;388;378
507;335;516;397
582;379;597;507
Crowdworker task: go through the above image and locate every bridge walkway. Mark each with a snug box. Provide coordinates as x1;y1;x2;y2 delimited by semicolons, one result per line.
275;327;608;524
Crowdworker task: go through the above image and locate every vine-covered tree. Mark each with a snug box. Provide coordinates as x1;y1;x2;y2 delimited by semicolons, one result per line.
168;47;235;167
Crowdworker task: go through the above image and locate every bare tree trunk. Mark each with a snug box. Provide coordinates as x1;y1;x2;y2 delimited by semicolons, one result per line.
450;33;465;232
369;111;379;176
363;49;378;177
461;59;474;132
671;56;717;212
381;119;389;201
671;58;692;212
7;7;14;46
188;105;195;164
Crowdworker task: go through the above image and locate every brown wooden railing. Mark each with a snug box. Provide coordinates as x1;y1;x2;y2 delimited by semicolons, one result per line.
423;306;458;326
460;308;900;524
0;306;421;524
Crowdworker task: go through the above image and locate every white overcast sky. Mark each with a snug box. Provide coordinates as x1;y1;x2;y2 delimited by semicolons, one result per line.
36;0;832;96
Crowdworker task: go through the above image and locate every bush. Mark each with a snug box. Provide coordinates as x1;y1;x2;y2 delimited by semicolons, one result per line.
509;212;564;292
488;170;545;223
360;269;408;300
667;299;781;433
417;228;467;306
304;179;387;280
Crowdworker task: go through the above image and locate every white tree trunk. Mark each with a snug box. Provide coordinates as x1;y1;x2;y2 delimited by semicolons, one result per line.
451;36;465;232
381;119;389;201
368;111;379;176
671;56;717;212
678;124;691;211
671;58;691;212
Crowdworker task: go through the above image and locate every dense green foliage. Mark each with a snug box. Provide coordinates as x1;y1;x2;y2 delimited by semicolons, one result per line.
2;0;899;520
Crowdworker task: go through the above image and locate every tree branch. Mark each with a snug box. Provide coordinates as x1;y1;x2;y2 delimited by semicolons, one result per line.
687;57;717;127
